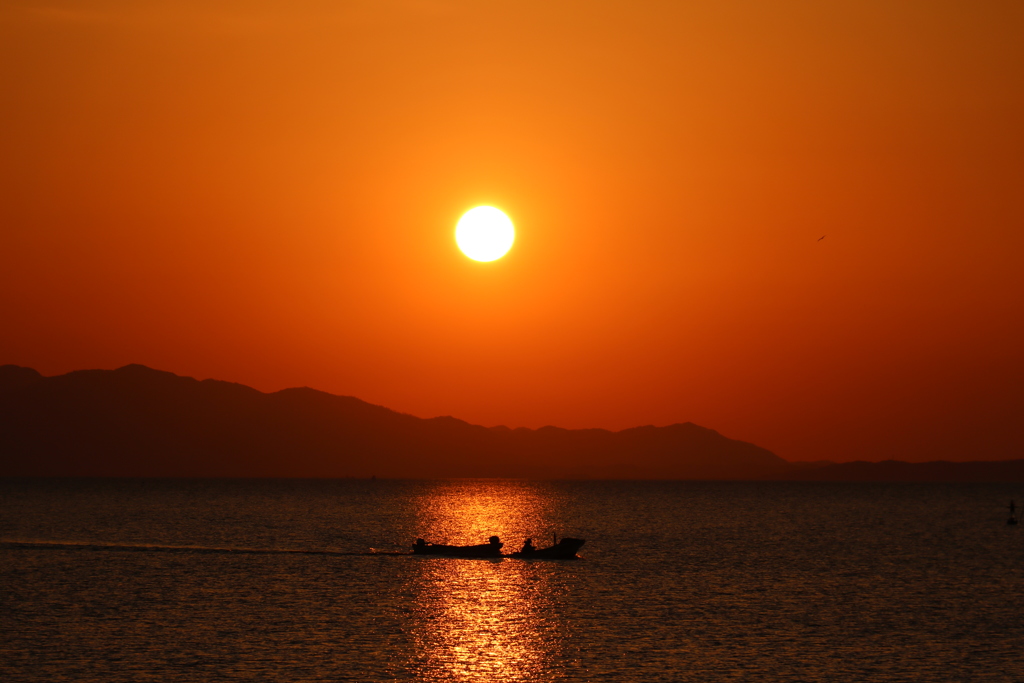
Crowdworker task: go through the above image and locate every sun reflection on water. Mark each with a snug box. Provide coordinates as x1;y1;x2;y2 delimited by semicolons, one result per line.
403;482;577;681
411;480;558;547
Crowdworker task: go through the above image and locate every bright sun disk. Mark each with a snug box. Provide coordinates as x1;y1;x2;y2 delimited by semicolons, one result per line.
455;206;515;262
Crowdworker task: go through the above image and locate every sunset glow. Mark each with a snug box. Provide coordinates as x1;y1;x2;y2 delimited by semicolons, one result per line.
3;2;1024;679
1;0;1021;464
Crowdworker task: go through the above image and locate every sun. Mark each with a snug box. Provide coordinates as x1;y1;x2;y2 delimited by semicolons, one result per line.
455;206;515;262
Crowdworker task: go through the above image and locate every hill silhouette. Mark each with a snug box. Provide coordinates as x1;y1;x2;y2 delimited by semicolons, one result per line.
1;364;1021;481
0;364;786;479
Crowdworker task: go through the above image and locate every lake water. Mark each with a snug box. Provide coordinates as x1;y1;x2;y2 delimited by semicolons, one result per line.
2;478;1022;682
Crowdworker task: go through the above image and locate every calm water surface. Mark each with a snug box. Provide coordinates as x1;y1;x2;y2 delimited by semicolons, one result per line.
2;479;1022;682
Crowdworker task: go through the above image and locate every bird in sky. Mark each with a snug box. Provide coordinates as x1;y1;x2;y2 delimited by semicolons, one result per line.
817;235;826;241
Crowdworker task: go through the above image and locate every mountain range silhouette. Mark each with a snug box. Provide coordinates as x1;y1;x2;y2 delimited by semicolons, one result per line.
1;364;1021;481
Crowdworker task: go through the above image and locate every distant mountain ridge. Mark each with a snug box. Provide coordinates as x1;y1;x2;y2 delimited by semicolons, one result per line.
1;364;1021;481
0;364;785;479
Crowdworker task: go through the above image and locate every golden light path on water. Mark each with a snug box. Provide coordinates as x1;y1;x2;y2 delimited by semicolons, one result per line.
403;482;578;681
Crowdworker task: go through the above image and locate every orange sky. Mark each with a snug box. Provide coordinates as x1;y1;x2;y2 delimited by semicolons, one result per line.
2;0;1022;463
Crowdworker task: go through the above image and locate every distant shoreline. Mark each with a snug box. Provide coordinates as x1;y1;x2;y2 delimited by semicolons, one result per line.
3;364;1021;482
3;462;1023;484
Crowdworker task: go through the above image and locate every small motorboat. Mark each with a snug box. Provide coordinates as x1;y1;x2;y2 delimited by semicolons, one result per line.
412;535;504;558
510;537;585;560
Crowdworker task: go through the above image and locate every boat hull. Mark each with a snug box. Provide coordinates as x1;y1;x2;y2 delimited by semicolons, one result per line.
510;537;585;559
412;543;503;558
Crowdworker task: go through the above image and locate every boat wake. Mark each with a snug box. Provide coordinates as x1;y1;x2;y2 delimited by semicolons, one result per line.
0;540;406;556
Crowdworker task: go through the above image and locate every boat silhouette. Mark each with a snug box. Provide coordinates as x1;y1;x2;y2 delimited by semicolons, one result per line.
510;536;586;559
412;535;504;558
411;535;584;559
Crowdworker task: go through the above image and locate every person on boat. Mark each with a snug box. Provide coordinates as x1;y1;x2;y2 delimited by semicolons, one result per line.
520;538;536;555
413;538;427;552
488;535;503;551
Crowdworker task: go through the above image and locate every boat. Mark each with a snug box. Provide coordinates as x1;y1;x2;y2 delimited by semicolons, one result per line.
411;535;504;558
510;537;585;560
410;535;586;559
